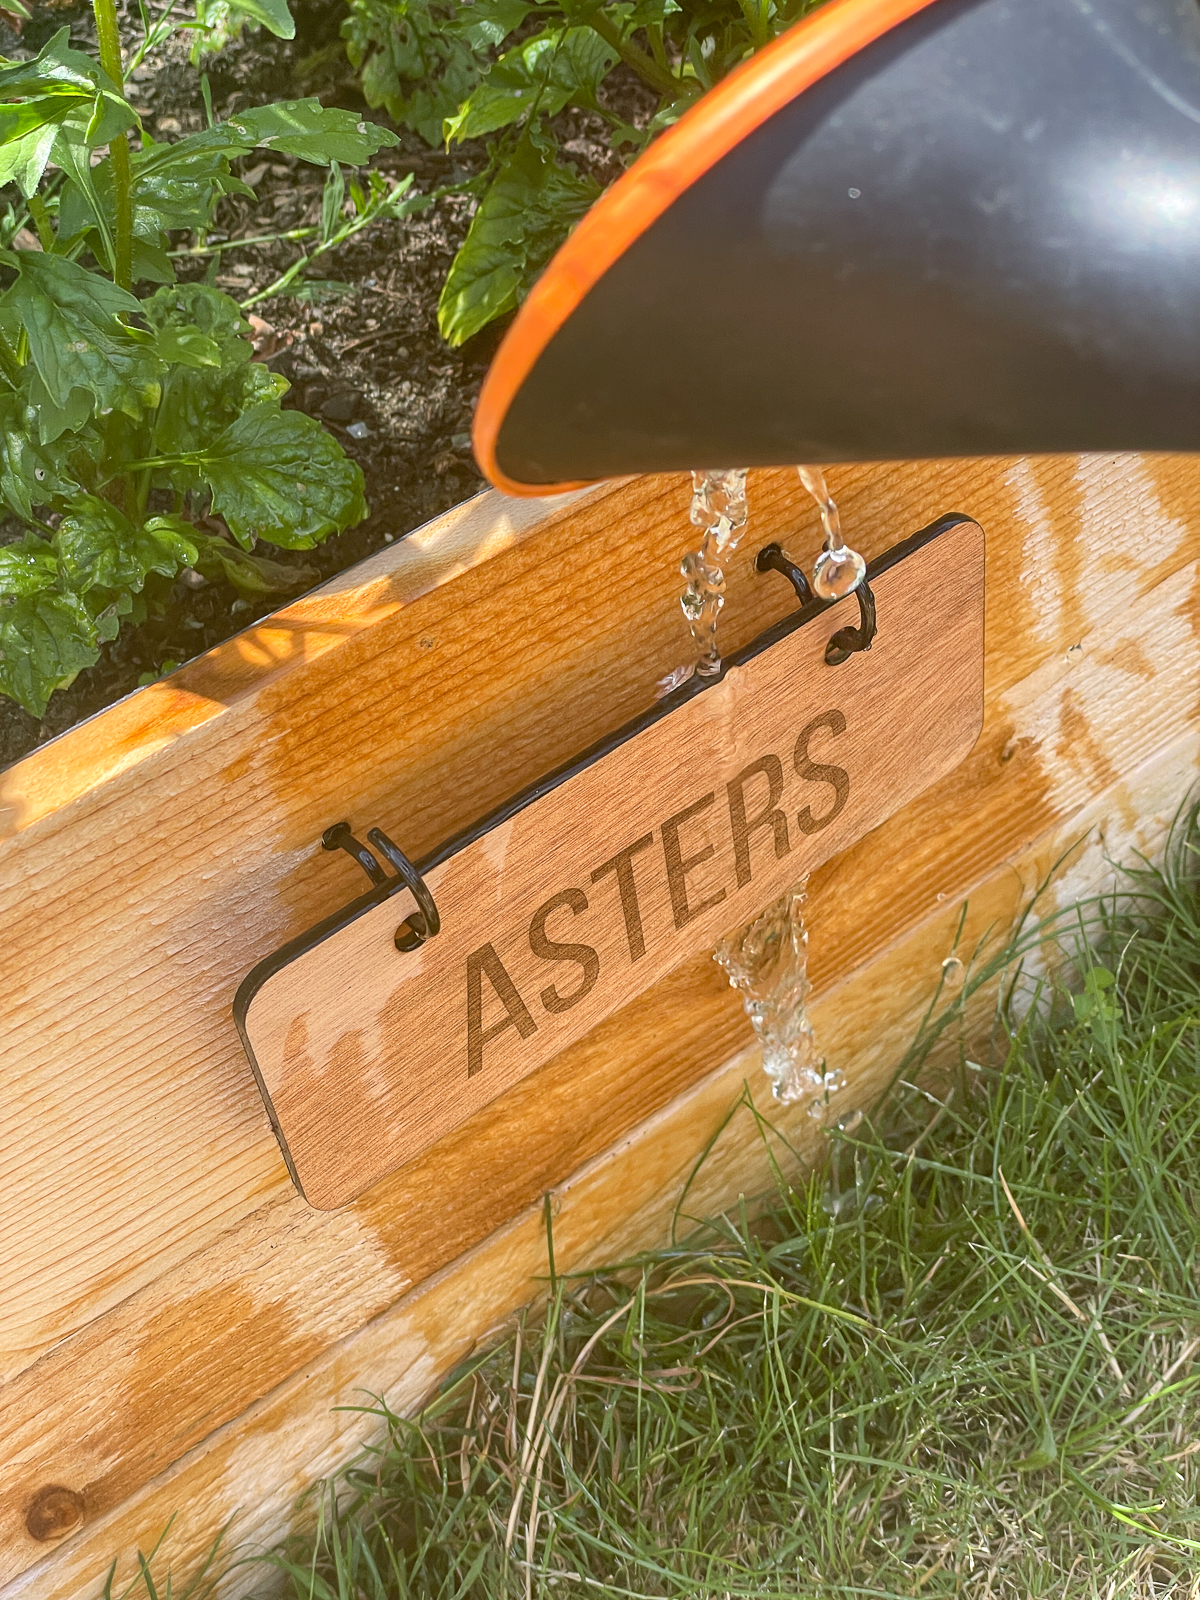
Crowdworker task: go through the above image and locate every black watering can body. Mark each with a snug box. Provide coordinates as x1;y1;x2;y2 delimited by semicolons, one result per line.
473;0;1200;493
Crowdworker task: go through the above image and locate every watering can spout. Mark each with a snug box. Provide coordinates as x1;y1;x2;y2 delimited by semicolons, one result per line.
473;0;1200;495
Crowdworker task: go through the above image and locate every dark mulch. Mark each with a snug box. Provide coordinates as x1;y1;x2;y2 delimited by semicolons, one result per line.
0;1;643;770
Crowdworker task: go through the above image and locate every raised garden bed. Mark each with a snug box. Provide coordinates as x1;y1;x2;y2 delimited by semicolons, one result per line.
5;454;1200;1597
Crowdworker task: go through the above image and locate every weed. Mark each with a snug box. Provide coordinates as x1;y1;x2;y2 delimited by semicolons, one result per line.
0;0;415;714
341;0;833;347
98;808;1200;1597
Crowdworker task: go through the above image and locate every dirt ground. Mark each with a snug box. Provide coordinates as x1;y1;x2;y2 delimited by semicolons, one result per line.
0;0;636;768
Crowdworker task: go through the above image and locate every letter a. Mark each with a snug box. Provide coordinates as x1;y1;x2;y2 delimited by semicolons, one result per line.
466;943;537;1077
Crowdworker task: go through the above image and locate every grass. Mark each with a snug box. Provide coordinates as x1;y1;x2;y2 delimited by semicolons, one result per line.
127;811;1200;1600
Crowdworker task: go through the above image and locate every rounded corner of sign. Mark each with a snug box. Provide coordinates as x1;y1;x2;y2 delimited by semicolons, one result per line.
233;964;267;1034
234;957;287;1058
292;1172;347;1212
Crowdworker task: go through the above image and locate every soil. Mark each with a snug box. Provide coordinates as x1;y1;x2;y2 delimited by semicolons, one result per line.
0;0;645;770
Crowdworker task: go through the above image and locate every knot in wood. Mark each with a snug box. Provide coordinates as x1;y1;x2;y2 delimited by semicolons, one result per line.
25;1485;85;1542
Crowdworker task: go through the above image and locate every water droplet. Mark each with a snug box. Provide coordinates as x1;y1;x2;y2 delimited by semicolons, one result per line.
796;466;866;599
848;187;861;199
837;1109;864;1134
812;544;867;601
656;661;695;698
942;955;966;991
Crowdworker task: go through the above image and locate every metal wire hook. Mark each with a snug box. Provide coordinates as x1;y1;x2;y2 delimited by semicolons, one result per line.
367;827;442;951
755;542;877;665
321;820;442;952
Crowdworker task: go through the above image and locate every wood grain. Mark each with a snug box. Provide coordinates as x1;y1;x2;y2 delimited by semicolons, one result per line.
2;456;1200;1596
244;521;984;1204
7;718;1196;1600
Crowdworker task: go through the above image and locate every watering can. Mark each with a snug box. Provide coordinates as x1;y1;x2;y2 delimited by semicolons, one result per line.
472;0;1200;496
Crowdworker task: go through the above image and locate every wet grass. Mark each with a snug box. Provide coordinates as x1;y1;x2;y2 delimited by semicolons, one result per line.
127;810;1200;1600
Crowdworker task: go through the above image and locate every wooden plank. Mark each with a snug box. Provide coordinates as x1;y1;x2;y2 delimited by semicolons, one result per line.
2;479;1199;1590
242;520;984;1204
0;468;818;1380
3;455;1200;1591
7;719;1196;1600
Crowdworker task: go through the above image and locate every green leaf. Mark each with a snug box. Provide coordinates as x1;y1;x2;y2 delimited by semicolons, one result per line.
24;369;97;444
625;0;681;23
223;99;399;165
342;0;491;147
438;135;599;346
0;584;98;715
450;0;534;49
1;250;163;420
191;529;316;594
190;0;296;60
125;135;253;254
142;284;268;456
0;391;72;518
143;281;250;350
444;27;619;142
152;323;223;370
0;28;136;150
49;122;117;270
56;497;198;597
193;406;367;549
0;121;56;196
0;531;58;596
131;101;398;210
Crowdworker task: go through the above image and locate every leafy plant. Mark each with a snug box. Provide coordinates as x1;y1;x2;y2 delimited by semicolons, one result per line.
190;0;295;63
343;0;830;346
0;0;408;715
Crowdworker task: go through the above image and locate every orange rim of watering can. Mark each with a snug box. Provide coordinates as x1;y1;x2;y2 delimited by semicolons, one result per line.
472;0;946;498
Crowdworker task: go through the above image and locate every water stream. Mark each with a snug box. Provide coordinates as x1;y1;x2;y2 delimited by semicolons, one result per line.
661;466;863;1116
657;469;751;697
714;877;845;1111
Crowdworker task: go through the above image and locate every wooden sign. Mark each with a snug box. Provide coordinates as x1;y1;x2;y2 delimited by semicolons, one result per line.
236;516;984;1208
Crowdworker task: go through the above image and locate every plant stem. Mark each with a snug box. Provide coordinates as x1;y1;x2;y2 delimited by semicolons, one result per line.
586;12;678;98
238;197;401;310
92;0;133;291
167;225;318;259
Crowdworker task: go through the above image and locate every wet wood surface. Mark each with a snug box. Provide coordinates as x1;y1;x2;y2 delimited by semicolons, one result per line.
3;455;1200;1597
243;520;984;1205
